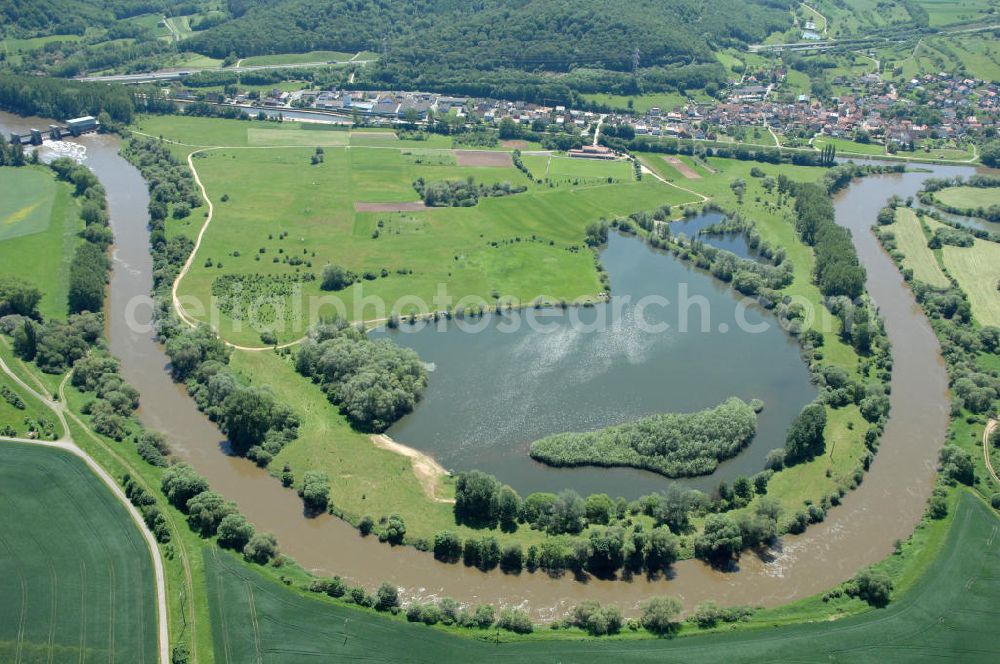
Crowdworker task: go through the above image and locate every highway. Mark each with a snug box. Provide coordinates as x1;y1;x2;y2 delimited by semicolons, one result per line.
77;58;374;84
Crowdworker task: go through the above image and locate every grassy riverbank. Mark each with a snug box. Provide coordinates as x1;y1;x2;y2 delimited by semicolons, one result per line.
0;166;81;320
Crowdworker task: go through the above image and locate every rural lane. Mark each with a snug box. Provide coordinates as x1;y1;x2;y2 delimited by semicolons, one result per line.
984;419;998;485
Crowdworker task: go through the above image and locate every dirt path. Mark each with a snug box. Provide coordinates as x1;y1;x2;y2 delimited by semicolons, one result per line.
370;434;454;503
663;156;702;179
639;161;710;204
0;355;169;664
984;419;999;485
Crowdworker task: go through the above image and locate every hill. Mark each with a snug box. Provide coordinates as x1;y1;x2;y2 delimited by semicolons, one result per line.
185;0;795;98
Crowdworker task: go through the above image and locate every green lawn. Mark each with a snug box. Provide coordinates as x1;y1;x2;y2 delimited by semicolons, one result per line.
0;443;158;663
892;208;951;288
941;237;1000;327
204;492;1000;663
0;167;82;320
934;185;1000;210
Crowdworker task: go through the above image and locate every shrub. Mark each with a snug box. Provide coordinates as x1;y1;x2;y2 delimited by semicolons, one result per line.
784;402;827;464
571;600;624;636
847;567;893;607
217;513;255;550
694;513;742;564
379;514;406;544
298;471;331;513
161;464;209;511
939;446;974;485
243;532;279;564
375;582;400;611
433;531;462;562
640;596;682;635
497;607;533;634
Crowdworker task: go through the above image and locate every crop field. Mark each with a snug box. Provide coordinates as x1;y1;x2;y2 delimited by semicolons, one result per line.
0;443;157;663
919;0;998;26
204;492;1000;663
934;186;1000;210
247;127;350;146
892;208;951;288
941;237;1000;328
157;116;698;345
0;167;81;319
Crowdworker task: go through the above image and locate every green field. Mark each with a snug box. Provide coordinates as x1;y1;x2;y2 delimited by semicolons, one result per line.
149;115;697;345
239;50;357;66
919;0;999;26
0;373;59;439
580;92;710;113
246;127;350;146
934;185;1000;210
941;236;1000;327
813;136;887;156
204;492;1000;662
0;167;82;319
892;208;951;287
0;443;158;663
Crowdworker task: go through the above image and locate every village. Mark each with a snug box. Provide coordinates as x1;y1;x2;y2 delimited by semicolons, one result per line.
170;63;998;158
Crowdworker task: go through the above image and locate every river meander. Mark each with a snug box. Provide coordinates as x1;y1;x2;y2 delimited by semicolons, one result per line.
0;111;973;617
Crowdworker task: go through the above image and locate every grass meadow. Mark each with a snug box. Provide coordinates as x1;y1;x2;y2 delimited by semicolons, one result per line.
934;185;1000;210
142;115;699;345
892;208;951;288
239;50;358;66
0;372;58;438
941;237;1000;328
0;443;158;663
0;167;82;320
203;492;1000;662
812;136;887;157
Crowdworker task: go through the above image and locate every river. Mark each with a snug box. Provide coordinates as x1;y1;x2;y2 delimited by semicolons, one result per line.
0;110;972;617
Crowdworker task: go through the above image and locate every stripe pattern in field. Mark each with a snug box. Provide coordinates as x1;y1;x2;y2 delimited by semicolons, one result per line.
246;128;349;146
942;236;1000;328
893;208;950;288
0;444;157;663
454;150;514;167
205;494;1000;663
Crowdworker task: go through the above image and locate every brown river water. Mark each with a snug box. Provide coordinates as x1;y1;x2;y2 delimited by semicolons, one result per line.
0;111;975;617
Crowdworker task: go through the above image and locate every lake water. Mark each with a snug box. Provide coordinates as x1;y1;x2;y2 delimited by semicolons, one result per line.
373;229;815;497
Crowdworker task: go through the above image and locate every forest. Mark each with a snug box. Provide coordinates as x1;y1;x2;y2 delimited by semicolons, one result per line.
181;0;794;99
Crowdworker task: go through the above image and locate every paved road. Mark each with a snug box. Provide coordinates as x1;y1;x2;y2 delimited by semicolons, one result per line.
77;58;374;83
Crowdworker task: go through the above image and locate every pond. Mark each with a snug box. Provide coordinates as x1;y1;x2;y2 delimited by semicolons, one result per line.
373;228;816;497
667;210;761;259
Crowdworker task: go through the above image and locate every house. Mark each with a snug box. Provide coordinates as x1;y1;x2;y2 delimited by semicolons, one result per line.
567;145;616;160
66;116;99;136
